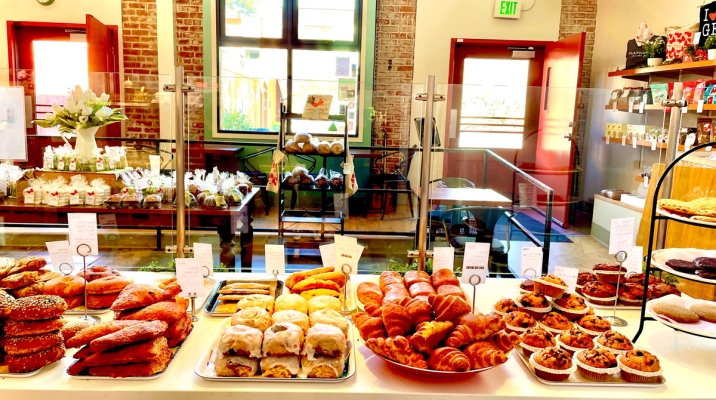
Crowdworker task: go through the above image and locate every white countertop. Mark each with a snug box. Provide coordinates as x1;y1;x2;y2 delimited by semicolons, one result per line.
2;272;715;400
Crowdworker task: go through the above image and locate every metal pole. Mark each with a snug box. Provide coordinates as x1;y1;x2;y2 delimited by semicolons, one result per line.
656;82;683;251
417;76;436;271
174;66;186;258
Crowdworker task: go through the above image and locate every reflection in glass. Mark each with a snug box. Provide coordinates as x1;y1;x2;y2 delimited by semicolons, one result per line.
225;0;283;39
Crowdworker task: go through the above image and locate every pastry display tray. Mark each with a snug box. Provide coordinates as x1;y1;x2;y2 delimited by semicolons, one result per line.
65;307;111;316
195;317;356;382
646;295;716;339
203;278;283;317
515;348;664;387
0;367;44;377
651;248;716;285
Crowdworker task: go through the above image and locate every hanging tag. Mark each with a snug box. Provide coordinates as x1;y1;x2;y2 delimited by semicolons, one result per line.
698;99;705;113
57;157;65;171
23;188;34;204
651;139;657;151
606;135;610;145
176;258;205;298
553;266;579;293
643;176;649;188
193;242;214;276
69;190;81;205
639;101;645;114
621;136;626;146
609;217;635;255
632;137;638;148
520;247;543;279
69;158;77;172
433;247;455;272
95;157;104;172
43;155;54;170
47;191;59;206
264;244;286;276
461;242;490;284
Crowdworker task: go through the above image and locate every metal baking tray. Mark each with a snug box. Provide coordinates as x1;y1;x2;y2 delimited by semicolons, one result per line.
515;348;664;387
195;317;355;382
65;306;111;316
203;278;284;317
0;367;44;377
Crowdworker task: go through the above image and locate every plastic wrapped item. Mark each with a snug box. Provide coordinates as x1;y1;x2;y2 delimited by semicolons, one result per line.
330;139;344;155
237;183;249;195
317;141;331;155
24;178;46;204
89;179;111;205
173;191;198;209
314;168;328;188
285;140;301;153
122;192;144;209
283;171;298;187
329;170;344;189
300;173;315;188
294;132;312;144
105;194;125;209
292;166;309;180
301;139;318;154
143;194;163;209
223;186;243;206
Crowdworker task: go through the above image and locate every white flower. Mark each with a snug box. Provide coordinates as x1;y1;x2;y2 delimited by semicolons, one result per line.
51;103;62;113
84;90;97;101
65;101;81;114
82;107;92;116
95;107;113;120
99;93;110;102
71;85;84;101
44;112;56;120
79;116;88;124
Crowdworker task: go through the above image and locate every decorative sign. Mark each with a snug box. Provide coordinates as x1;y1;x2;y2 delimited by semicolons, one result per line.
623;246;644;274
699;1;716;46
554;266;579;293
319;243;336;268
461;242;490;284
494;0;521;19
46;240;74;272
0;87;28;160
335;235;360;273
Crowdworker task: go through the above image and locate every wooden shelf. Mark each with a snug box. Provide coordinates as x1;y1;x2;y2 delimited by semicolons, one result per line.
604;103;716;113
608;60;716;81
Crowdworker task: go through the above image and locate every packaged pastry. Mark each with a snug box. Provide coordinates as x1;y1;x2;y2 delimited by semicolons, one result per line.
272;310;310;333
217;324;263;358
303;323;346;359
282;171;298;187
314;168;329;188
300;173;315;188
215;353;259;377
105;194;125;209
301;354;345;379
285;140;301;153
262;322;305;356
292;166;309;180
328;170;343;189
317;141;331;155
121;192;144;209
301;139;318;154
173;191;198;209
330;139;344;155
143;194;162;209
260;355;300;378
294;132;312;144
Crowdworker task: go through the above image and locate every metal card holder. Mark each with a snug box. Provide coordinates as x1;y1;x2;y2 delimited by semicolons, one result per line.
604;251;628;327
61;244;101;324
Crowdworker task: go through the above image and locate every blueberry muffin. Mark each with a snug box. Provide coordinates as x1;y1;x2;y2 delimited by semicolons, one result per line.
552;293;589;320
520;327;556;357
534;274;568;298
557;327;594;355
530;347;574;382
618;349;662;383
539;311;572;334
595;330;633;355
576;315;611;336
493;298;519;315
576;348;619;381
576;272;597;295
503;311;537;333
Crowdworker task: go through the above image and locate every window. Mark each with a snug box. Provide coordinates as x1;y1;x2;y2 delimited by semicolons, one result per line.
218;0;362;135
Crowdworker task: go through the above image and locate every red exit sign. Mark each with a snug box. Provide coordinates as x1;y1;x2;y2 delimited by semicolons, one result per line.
494;0;521;19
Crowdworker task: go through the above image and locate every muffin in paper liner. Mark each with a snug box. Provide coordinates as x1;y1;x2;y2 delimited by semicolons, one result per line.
537;322;572;337
594;269;626;284
594;337;631;356
551;301;590;321
513;296;552;319
575;284;584;296
556;334;594;356
504;322;533;335
519;342;551;358
574;349;620;382
617;295;643;307
533;278;568;299
617;355;662;383
574;323;608;338
529;351;576;382
582;293;618;306
491;306;508;317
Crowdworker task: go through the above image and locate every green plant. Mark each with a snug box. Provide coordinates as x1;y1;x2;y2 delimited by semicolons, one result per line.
227;0;260;16
34;86;127;134
684;44;699;59
705;35;716;50
376;258;441;276
661;272;679;286
221;110;253;131
138;259;230;273
641;37;666;59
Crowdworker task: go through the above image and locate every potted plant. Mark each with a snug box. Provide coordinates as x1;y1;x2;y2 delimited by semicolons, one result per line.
641;37;666;67
704;35;716;61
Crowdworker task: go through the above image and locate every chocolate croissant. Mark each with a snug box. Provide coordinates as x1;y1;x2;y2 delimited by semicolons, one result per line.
487;330;521;352
463;341;508;369
428;293;471;322
409;320;453;354
381;303;412;337
445;313;505;348
365;336;428;369
354;313;386;340
427;347;471;372
397;297;432;327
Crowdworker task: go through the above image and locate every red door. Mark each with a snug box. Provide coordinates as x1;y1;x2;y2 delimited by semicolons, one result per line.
534;33;586;227
86;14;121;137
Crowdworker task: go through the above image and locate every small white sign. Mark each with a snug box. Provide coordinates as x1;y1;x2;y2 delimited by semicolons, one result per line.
335;235;359;274
553;266;579;293
651;139;657;151
698;99;705;113
633;138;638;149
623;246;644;274
46;240;75;272
461;242;490;284
175;258;204;297
433;247;455;272
319;243;336;268
643;176;649;188
68;213;99;255
520;247;543;279
264;244;286;276
609;217;635;255
193;242;214;276
606;135;610;145
621;136;627;146
639;101;645;114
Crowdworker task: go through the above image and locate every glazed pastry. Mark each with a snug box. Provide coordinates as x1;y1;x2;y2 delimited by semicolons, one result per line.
430;269;460;288
397;296;432;327
403;270;430;289
291;278;341;294
428;293;471;322
309;309;350;335
217;324;263;358
493;299;519;314
308;295;342;315
353;313;387;340
409;282;436;298
272;310;310;333
487;331;521;352
262;322;305;357
445;313;505;348
427;347;471;372
357;282;383;305
463;341;508;369
364;302;383;318
409;320;453;353
260;356;300;378
274;294;309;314
231;307;272;332
215;353;259;377
381;302;412;337
285;266;334;290
303;323;346;359
365;336;428;369
382;285;410;305
436;285;466;300
378;271;403;292
301;354;345;378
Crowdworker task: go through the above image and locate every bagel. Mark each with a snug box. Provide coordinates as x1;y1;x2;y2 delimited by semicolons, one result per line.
43;276;85;297
86;293;120;310
5;343;65;373
77;266;120;282
8;295;68;321
3;330;64;355
63;295;85;310
86;276;133;295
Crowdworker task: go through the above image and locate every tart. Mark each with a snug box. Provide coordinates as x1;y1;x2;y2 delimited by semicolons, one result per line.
551;293;589;321
576;272;596;295
533;274;568;298
503;311;537;334
595;330;633;355
624;273;660;286
556;328;594;355
618;283;646;307
575;348;619;381
538;311;572;335
519;279;535;294
648;282;681;300
618;350;662;383
520;327;556;358
592;264;627;284
515;292;552;319
576;315;611;337
581;281;617;306
529;347;575;382
493;298;519;315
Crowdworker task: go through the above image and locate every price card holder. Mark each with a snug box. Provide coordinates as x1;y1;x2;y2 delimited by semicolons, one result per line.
46;240;75;272
609;217;635;255
68;213;99;255
553;266;579;293
623;246;643;274
433;247;455;272
176;258;205;322
335;235;360;273
520;247;543;279
193;242;214;276
319;243;336;268
265;244;286;276
461;242;489;285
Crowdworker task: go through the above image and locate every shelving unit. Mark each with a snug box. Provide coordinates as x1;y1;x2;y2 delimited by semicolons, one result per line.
277;105;348;242
600;136;709;152
604;103;716;112
607;60;716;81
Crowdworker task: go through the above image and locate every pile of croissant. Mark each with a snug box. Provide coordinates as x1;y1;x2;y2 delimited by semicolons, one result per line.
355;270;521;372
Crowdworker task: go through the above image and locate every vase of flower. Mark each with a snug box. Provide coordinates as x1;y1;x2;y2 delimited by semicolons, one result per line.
73;126;101;160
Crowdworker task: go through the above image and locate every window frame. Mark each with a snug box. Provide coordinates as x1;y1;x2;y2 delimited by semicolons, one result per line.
216;0;363;136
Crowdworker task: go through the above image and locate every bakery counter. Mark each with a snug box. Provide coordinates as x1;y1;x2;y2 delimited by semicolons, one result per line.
3;272;716;400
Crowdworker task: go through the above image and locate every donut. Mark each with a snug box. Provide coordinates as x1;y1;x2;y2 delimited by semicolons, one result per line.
63;295;85;310
43;276;85;297
4;317;65;336
3;330;64;355
7;295;68;321
86;276;132;295
86;293;120;310
5;343;65;373
77;266;120;282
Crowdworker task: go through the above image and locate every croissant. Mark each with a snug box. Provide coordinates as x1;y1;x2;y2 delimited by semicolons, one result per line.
409;282;436;298
357;282;383;305
403;270;430;289
354;313;387;340
365;336;428;369
445;313;505;348
379;271;404;292
437;284;467;301
381;303;412;337
430;269;460;288
364;302;383;318
409;320;453;354
428;294;471;322
397;297;432;327
427;347;471;372
463;341;508;369
382;286;409;305
487;330;521;352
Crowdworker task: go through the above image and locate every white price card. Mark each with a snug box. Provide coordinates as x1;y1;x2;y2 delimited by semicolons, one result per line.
264;244;286;276
68;213;99;255
520;247;543;279
46;240;75;272
609;217;635;255
622;136;627;146
643;176;649;188
639;101;645;114
193;242;214;276
612;102;617;112
651;139;657;151
335;235;359;274
606;135;610;145
461;242;490;284
176;258;204;297
698;99;705;113
319;243;336;268
623;246;643;274
433;247;455;272
554;266;579;293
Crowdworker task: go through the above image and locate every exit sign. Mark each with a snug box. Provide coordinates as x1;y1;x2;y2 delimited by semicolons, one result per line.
494;0;521;19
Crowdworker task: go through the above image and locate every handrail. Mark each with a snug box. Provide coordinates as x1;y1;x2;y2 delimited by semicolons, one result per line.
483;149;554;195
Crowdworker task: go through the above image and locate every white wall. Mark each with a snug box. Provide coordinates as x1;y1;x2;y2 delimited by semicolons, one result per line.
584;0;704;200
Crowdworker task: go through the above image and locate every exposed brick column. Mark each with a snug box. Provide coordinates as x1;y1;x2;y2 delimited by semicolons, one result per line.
372;0;417;172
175;0;205;142
121;0;161;139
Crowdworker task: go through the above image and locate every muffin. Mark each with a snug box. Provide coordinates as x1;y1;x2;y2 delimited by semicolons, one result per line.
576;315;612;336
519;279;535;294
593;264;627;284
493;298;519;316
576;272;597;295
618;349;662;383
515;292;552;319
575;348;619;381
529;347;575;382
648;282;681;300
551;293;590;320
624;273;660;286
503;311;537;334
520;327;556;357
618;283;646;307
538;311;572;335
581;281;617;306
595;330;633;355
556;328;595;355
533;274;568;298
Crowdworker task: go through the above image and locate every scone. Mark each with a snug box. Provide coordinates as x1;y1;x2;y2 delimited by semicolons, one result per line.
262;322;305;356
215;353;259;377
272;310;310;333
230;307;272;332
275;294;309;314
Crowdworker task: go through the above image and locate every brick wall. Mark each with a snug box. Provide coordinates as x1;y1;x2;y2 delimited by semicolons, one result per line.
121;0;161;139
175;0;205;142
372;0;418;172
